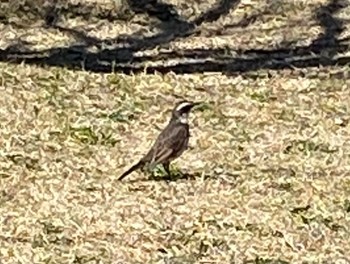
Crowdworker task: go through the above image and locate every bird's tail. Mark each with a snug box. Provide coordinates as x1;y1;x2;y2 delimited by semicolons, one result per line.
118;160;143;181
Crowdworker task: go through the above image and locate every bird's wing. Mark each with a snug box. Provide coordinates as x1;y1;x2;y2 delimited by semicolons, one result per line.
150;147;173;165
144;124;189;166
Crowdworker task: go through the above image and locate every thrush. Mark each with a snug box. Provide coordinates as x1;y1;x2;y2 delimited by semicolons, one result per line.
118;100;200;181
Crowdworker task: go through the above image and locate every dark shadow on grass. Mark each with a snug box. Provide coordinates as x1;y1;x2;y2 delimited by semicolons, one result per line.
128;0;349;75
0;0;348;76
123;0;349;75
151;171;204;182
311;0;345;59
127;0;188;24
124;171;212;183
194;0;241;25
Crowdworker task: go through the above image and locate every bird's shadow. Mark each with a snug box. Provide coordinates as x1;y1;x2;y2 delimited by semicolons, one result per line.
125;171;212;183
151;171;200;182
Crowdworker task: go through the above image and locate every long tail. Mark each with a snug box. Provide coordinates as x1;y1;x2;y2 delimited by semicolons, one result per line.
118;160;143;181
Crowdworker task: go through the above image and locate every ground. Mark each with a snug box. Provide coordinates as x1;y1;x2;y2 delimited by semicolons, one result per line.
0;0;350;263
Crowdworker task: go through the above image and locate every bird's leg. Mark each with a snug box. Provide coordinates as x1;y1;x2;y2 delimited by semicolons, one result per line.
162;162;173;183
163;162;171;176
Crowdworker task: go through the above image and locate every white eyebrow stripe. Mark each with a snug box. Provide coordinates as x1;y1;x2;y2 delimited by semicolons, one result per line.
175;102;192;112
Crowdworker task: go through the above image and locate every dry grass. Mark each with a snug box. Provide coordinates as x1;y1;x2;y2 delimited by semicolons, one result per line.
1;0;350;263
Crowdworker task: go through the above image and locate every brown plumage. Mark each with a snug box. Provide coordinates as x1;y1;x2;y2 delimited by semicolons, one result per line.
118;101;200;181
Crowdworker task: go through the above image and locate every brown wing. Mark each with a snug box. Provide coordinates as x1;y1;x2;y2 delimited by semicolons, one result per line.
142;124;189;166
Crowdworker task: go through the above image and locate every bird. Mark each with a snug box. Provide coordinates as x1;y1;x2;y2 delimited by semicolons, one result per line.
118;100;201;181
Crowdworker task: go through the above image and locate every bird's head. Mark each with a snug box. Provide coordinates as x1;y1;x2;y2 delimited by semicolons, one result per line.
171;100;201;124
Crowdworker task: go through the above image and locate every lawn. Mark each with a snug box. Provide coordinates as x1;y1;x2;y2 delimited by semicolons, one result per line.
0;0;350;263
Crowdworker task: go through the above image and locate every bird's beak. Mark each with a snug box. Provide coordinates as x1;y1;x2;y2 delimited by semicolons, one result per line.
191;101;210;112
191;101;204;110
192;102;202;107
